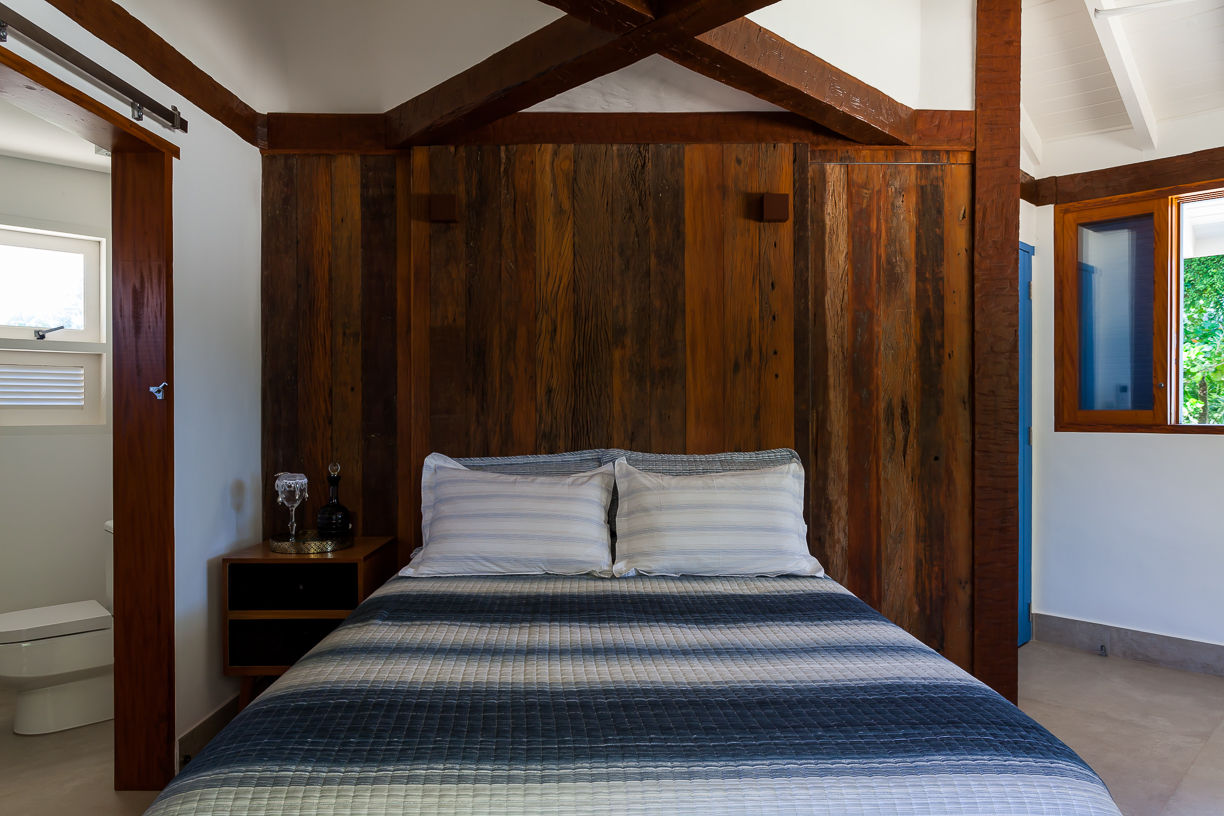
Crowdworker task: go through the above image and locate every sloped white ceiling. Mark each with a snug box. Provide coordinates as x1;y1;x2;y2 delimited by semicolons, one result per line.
0;99;110;173
113;0;564;112
529;55;782;113
1022;0;1224;173
103;0;972;114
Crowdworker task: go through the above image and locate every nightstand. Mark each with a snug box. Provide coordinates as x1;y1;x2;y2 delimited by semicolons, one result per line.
222;536;396;707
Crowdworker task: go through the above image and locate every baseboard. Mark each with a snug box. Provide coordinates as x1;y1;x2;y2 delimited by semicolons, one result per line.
176;695;239;772
1032;613;1224;679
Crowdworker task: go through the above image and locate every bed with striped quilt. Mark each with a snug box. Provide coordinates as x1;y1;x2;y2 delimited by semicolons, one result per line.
146;575;1121;815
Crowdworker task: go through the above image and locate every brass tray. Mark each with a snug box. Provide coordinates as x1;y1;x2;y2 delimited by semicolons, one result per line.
268;531;354;554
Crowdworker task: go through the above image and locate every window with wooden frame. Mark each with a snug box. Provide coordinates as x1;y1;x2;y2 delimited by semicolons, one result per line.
1056;182;1224;432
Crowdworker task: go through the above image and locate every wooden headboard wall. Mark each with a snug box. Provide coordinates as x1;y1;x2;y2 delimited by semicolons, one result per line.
261;143;974;672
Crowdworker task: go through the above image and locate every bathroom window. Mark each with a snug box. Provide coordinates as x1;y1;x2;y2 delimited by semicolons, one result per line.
0;225;107;427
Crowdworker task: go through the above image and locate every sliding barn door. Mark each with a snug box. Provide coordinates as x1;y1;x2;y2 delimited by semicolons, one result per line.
808;150;974;670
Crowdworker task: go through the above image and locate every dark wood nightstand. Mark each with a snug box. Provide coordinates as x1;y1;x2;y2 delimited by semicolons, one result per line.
222;536;396;707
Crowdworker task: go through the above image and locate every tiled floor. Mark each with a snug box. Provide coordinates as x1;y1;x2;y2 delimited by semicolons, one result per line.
1;644;1221;815
1020;641;1224;815
0;691;157;816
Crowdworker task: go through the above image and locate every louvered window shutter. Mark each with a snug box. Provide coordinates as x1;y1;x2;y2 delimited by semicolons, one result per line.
0;364;86;406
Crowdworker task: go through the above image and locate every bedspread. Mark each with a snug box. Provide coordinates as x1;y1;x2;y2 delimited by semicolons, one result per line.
147;575;1121;815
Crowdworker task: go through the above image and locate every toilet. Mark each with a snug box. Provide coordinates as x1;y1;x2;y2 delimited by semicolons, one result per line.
0;521;114;735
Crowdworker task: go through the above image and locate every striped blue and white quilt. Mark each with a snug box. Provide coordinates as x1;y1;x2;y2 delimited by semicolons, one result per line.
147;576;1121;815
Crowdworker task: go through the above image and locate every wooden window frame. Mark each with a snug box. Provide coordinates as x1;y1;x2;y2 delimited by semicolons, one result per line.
1055;179;1224;433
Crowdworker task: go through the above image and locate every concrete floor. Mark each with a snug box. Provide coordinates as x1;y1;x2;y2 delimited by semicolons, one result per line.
1019;641;1224;815
0;691;157;816
1;643;1221;815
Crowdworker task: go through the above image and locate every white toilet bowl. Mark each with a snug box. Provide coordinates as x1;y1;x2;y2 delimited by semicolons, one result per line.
0;600;114;734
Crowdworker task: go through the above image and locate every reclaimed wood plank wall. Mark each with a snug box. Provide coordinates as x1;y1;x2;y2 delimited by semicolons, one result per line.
401;143;805;561
261;154;399;540
261;143;978;675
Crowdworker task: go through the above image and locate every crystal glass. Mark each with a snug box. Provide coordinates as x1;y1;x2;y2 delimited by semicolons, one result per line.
273;472;308;540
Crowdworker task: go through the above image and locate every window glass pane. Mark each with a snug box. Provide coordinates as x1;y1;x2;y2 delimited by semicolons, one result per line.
0;244;86;330
1179;196;1224;424
1077;214;1155;411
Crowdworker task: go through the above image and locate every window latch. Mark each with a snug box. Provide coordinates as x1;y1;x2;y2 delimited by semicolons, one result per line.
33;325;64;340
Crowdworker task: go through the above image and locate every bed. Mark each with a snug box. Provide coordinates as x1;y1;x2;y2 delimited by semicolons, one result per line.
146;573;1121;815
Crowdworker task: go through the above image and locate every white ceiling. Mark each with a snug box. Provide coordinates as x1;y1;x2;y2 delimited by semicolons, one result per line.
0;98;111;173
1022;0;1224;155
105;0;970;114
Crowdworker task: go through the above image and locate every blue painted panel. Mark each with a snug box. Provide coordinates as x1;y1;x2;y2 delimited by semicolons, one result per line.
1018;243;1034;646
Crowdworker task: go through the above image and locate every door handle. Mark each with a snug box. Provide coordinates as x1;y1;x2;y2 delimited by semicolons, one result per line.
149;382;168;400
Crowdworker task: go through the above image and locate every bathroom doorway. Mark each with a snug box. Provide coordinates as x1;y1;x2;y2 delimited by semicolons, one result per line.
0;48;177;789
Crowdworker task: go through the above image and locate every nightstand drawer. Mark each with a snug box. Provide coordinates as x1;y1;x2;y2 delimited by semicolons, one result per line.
228;618;343;668
228;562;358;610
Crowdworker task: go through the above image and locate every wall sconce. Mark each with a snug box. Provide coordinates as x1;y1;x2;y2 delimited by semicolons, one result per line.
428;194;459;223
759;193;790;223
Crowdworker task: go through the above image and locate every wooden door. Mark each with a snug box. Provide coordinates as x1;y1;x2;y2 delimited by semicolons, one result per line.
111;151;175;790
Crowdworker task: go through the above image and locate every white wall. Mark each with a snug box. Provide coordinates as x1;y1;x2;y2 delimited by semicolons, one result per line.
1029;203;1224;648
0;155;112;615
4;0;263;736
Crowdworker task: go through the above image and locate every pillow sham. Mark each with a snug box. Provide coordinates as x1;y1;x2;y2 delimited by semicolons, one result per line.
401;453;614;577
598;448;802;474
611;457;824;578
455;449;605;476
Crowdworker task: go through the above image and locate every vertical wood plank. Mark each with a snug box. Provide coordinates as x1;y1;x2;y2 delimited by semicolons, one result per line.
536;144;575;453
261;155;299;537
463;146;502;457
913;162;948;653
296;155;334;529
846;163;882;609
648;144;687;453
943;163;975;670
396;148;432;566
684;144;726;454
792;145;814;553
876;163;919;636
759;143;794;450
611;144;652;450
360;155;398;536
429;146;467;456
501;145;538;454
330;154;363;530
572;143;613;450
724;145;762;452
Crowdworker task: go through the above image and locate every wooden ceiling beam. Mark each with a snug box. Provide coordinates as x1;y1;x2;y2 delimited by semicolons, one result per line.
541;0;917;145
673;19;912;145
38;0;264;146
384;0;778;148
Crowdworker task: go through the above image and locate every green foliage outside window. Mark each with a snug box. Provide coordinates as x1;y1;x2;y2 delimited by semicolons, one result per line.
1181;254;1224;424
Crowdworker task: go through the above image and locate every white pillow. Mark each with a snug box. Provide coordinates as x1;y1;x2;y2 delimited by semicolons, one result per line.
400;453;614;577
612;457;824;577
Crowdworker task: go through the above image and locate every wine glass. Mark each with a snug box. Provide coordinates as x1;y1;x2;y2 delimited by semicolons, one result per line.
273;472;308;541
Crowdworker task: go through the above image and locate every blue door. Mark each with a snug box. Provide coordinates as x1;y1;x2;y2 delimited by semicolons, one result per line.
1019;243;1034;646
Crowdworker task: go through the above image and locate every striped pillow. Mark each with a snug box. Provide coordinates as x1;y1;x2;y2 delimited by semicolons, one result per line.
612;457;824;577
401;453;614;577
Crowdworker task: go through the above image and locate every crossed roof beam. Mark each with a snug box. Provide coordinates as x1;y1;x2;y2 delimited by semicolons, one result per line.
387;0;920;148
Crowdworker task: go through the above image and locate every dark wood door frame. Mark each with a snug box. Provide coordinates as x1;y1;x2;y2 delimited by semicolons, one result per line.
0;48;178;790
